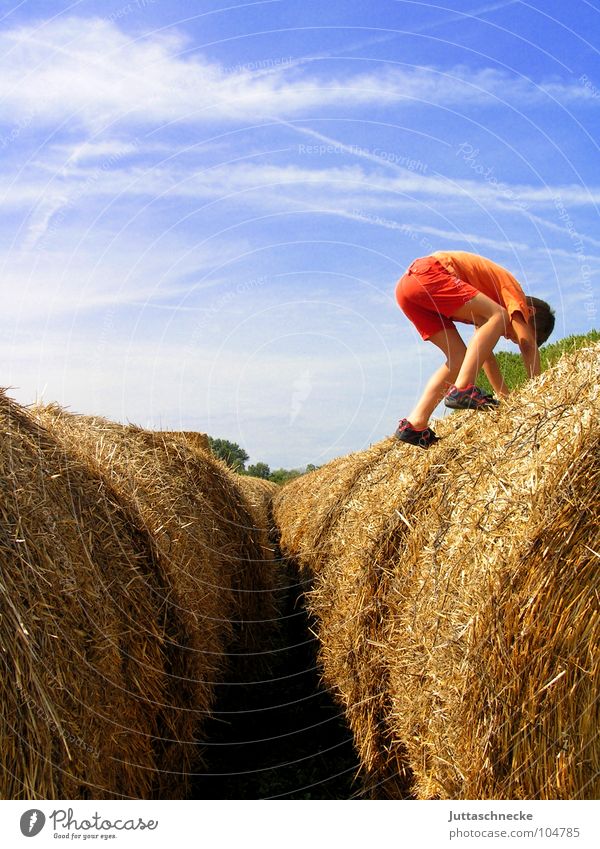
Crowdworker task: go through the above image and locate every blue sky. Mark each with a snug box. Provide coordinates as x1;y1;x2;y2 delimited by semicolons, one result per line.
2;0;598;467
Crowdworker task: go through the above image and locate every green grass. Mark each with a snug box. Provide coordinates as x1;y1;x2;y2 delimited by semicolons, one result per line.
477;330;600;395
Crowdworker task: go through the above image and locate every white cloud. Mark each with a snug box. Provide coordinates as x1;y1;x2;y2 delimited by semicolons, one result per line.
0;17;595;133
1;16;597;252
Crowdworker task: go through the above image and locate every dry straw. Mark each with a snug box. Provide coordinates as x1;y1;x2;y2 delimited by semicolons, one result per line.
0;392;166;799
165;431;278;563
164;431;277;565
274;343;600;799
28;407;281;796
236;476;278;562
163;431;211;455
164;431;284;659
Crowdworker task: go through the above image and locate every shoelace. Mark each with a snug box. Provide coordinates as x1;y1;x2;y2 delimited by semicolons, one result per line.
452;386;493;403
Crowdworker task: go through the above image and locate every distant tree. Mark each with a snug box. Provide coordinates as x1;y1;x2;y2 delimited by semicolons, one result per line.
305;463;319;473
269;468;303;485
247;461;271;479
207;437;249;472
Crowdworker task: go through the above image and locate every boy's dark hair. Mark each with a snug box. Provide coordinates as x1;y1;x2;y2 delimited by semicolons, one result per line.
526;296;555;346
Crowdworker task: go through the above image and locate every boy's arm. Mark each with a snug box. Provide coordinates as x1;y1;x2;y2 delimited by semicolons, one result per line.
511;310;540;378
483;353;510;397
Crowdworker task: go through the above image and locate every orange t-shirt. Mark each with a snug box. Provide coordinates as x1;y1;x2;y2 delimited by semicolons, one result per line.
432;250;531;323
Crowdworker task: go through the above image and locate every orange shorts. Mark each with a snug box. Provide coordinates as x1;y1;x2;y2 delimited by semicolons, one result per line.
395;256;480;340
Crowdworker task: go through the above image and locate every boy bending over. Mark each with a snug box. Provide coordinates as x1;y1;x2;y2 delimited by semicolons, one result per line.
394;250;555;448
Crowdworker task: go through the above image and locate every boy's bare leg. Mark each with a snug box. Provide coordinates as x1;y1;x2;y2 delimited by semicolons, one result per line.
406;326;466;429
449;294;509;389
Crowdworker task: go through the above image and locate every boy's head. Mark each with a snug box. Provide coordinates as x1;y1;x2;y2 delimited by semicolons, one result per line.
526;296;555;346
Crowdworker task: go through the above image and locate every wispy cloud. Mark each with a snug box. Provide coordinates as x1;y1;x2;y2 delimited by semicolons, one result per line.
10;157;600;220
0;231;250;319
6;148;599;259
2;14;596;252
0;17;596;132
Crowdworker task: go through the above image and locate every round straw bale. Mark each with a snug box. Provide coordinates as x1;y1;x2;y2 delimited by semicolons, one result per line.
157;437;285;681
33;409;282;759
274;342;600;799
276;435;436;797
0;391;166;799
383;344;600;799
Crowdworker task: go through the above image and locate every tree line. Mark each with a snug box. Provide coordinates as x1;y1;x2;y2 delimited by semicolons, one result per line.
207;437;319;484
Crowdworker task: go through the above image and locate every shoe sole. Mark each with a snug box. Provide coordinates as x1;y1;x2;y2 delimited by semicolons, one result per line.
444;398;499;410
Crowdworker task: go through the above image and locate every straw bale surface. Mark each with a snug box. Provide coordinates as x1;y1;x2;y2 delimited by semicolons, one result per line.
163;431;210;455
0;392;166;799
162;432;278;570
273;343;600;799
165;432;277;569
34;408;282;787
236;476;277;562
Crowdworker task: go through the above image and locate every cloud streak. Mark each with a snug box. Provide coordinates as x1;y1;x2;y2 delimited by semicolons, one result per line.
9;157;600;221
0;17;596;131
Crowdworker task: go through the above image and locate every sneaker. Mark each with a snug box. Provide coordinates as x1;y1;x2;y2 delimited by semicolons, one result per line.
394;418;440;449
444;384;500;410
